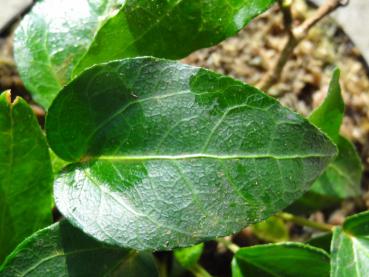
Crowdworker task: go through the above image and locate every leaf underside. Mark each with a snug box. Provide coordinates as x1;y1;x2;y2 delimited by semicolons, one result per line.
46;57;336;250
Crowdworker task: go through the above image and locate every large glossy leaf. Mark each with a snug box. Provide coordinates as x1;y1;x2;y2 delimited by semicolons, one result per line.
232;242;330;277
0;220;158;276
331;211;369;277
291;69;362;211
15;0;275;109
14;0;124;108
73;0;276;76
0;91;53;263
46;57;336;250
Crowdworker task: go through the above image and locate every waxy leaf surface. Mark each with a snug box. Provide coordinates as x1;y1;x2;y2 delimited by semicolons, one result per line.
0;91;52;263
331;211;369;277
232;243;330;277
0;220;158;276
46;57;336;250
15;0;275;108
14;0;124;108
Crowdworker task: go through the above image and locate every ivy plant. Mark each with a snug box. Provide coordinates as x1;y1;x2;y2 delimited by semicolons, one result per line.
0;0;366;276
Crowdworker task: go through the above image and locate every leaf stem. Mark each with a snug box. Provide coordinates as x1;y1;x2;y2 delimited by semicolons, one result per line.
217;237;240;253
277;212;334;232
189;264;213;277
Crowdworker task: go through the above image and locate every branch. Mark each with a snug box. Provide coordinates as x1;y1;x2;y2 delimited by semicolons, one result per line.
277;212;334;232
257;0;348;92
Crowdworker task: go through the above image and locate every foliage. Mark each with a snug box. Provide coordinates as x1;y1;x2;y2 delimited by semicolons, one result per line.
0;0;366;276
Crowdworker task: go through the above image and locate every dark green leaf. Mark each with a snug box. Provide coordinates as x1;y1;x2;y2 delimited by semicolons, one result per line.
174;243;204;269
0;220;158;276
14;0;124;108
15;0;275;108
232;242;330;277
46;57;336;250
0;91;53;263
331;211;369;277
73;0;276;76
251;216;289;242
308;68;343;144
293;69;362;211
307;233;332;253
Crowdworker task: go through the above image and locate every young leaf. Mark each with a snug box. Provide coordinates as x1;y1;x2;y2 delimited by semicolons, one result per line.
0;220;158;276
174;243;204;269
73;0;276;76
14;0;275;109
308;68;344;144
331;211;369;277
0;91;53;263
14;0;125;108
293;69;362;211
46;57;336;250
251;216;289;242
232;243;330;277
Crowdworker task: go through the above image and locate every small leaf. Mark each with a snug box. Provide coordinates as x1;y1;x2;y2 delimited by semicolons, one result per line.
0;220;158;276
14;0;124;108
293;69;362;211
308;68;343;143
331;211;369;277
15;0;275;109
0;91;53;263
49;149;69;174
73;0;276;76
174;243;204;269
251;216;289;242
46;57;336;250
232;242;330;277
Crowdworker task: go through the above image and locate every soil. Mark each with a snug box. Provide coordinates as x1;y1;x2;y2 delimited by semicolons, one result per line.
1;1;369;276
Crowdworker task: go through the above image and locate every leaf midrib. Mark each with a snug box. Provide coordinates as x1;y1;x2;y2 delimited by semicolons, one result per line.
95;153;331;161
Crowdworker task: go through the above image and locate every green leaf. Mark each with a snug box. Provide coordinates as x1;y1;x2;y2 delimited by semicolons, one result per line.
14;0;124;108
174;243;204;269
0;220;158;276
15;0;275;109
307;233;332;253
46;57;336;250
308;68;343;144
232;242;330;277
49;149;69;174
251;216;289;242
292;69;362;211
331;211;369;277
73;0;276;76
0;91;53;263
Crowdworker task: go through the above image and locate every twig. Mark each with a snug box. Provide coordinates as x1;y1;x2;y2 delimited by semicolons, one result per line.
257;0;348;92
277;212;334;232
217;237;240;253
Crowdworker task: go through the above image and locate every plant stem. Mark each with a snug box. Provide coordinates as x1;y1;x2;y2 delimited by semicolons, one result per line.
217;237;240;253
277;212;334;232
189;264;213;277
257;0;347;92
